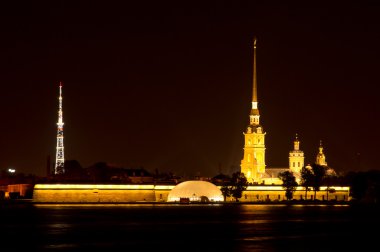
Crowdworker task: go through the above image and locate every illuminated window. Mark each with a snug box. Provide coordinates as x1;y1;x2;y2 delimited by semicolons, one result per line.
293;162;295;167
298;162;300;167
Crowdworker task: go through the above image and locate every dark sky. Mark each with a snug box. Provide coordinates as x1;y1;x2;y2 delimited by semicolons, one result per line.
1;2;379;177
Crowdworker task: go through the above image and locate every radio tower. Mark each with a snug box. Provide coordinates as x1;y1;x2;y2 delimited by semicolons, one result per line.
55;82;65;174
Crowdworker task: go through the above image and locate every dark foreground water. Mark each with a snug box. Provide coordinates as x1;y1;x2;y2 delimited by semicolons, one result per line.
0;203;379;251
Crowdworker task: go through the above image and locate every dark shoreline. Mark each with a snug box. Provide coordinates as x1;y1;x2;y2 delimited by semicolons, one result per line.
1;199;358;206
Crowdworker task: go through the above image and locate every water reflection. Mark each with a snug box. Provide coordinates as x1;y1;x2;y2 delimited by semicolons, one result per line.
0;204;378;251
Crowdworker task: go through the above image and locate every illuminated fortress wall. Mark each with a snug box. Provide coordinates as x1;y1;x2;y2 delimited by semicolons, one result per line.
33;184;174;203
230;186;350;202
33;184;350;203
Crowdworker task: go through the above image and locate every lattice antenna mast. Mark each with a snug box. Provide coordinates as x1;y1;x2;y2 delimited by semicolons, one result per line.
55;82;65;174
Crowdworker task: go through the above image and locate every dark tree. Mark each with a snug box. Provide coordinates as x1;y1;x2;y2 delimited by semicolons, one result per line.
230;172;248;202
220;184;231;202
311;164;326;200
349;172;368;201
323;174;339;201
64;160;87;181
87;162;109;183
278;171;298;200
300;166;313;199
348;170;380;203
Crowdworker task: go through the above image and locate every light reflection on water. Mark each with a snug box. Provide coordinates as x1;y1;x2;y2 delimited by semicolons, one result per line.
0;203;378;251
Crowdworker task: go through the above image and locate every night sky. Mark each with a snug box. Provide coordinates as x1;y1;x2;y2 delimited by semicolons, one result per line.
1;2;379;177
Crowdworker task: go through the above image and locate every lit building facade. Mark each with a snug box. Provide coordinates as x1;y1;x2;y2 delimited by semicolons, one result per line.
32;184;350;202
240;38;266;184
289;134;304;174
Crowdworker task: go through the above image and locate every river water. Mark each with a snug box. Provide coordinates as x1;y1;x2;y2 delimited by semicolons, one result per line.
0;203;378;251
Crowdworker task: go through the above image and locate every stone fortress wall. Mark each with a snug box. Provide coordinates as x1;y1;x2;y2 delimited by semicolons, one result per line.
32;184;350;203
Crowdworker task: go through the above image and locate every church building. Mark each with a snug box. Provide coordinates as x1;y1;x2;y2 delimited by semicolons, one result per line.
240;38;334;185
240;37;267;184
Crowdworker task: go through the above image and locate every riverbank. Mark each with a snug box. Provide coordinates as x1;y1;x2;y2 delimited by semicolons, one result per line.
1;198;355;206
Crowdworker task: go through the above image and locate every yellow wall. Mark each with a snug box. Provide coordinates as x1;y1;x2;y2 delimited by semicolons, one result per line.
33;184;350;203
33;184;174;203
226;186;350;202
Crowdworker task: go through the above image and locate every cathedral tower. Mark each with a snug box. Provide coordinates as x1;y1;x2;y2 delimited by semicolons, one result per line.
289;134;304;174
240;37;266;184
316;140;327;166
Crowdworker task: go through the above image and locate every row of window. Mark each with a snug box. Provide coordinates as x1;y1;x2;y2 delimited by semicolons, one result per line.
292;162;301;167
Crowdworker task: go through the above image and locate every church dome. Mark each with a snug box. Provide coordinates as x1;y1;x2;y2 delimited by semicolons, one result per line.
167;181;223;202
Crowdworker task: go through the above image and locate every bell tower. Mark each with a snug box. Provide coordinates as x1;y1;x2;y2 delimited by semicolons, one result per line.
289;134;304;174
240;37;266;184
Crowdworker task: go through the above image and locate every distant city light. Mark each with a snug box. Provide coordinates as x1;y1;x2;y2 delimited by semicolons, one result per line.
8;168;16;173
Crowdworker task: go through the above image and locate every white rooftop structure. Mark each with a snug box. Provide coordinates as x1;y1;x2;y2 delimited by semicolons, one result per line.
167;181;223;202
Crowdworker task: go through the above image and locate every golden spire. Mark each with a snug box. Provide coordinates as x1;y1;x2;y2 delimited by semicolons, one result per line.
253;37;257;103
249;36;260;126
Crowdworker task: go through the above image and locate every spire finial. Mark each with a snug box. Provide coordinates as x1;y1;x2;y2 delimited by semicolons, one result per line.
252;36;257;103
293;133;300;151
319;140;324;154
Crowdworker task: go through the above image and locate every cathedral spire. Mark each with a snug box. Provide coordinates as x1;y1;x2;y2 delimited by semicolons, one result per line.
319;140;323;154
316;140;327;166
242;37;266;183
250;37;260;126
253;37;257;103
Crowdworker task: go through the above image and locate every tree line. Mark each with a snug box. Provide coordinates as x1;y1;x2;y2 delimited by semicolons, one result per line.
279;165;380;203
216;166;380;204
